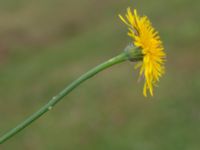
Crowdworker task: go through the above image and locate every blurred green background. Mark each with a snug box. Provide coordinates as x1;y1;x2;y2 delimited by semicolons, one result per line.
0;0;200;149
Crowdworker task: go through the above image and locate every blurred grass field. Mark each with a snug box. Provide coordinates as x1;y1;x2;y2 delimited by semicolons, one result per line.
0;0;200;149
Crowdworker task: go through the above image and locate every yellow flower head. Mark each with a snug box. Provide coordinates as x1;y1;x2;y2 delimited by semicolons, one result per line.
119;8;166;97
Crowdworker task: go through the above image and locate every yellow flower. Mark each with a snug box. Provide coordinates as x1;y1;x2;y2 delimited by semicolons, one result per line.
119;8;166;97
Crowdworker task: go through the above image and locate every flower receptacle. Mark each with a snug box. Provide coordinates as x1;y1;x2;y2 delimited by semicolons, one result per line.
124;44;143;62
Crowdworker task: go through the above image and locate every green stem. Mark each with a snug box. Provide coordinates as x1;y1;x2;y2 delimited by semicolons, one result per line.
0;51;131;144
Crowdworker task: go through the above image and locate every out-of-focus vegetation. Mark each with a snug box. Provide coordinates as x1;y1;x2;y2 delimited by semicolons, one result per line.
0;0;200;149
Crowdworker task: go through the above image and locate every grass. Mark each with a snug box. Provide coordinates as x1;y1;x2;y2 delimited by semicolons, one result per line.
0;0;200;149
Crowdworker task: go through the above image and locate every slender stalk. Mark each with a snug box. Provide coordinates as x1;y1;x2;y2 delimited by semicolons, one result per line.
0;52;131;144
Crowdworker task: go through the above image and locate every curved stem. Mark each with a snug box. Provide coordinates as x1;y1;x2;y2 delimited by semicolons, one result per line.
0;52;130;144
